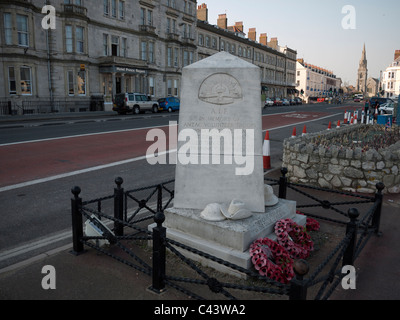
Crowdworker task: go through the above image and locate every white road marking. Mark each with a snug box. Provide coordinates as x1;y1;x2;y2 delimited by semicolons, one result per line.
0;112;341;193
0;150;177;193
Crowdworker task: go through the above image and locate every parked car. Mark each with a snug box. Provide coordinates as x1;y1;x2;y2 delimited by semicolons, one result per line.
379;101;394;114
264;98;274;107
294;97;303;105
289;99;296;105
113;93;159;114
369;97;394;112
353;97;361;102
273;98;282;106
158;97;180;112
282;99;290;106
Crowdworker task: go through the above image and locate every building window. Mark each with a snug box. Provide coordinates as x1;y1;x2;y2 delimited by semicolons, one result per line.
167;79;172;95
174;48;179;67
140;8;145;25
103;34;109;56
212;37;217;49
174;79;178;96
111;0;117;18
167;18;177;34
183;51;188;66
20;67;32;95
167;47;172;67
141;8;152;26
189;51;194;65
167;0;176;9
149;77;155;96
119;0;125;19
3;13;12;45
76;26;84;53
231;44;236;55
104;0;109;15
111;35;119;56
8;67;16;95
77;70;86;95
167;18;171;33
121;38;127;57
148;42;154;63
17;14;29;47
141;41;147;60
205;36;210;48
198;34;204;46
67;70;74;95
65;25;73;52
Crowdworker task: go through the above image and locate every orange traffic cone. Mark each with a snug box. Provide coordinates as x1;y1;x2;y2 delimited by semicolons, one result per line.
291;127;297;138
302;125;307;136
344;111;348;124
263;131;271;170
336;120;341;128
327;121;332;130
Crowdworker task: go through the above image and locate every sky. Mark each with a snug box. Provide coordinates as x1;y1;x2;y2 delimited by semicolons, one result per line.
202;0;399;86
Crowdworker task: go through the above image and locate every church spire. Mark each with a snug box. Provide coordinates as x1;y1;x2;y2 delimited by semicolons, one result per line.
357;44;368;92
360;43;367;67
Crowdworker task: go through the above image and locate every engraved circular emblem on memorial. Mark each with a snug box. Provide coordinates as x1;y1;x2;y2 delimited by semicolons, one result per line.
198;73;243;105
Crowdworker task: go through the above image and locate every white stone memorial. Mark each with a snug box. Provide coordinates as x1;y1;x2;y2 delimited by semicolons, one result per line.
173;51;265;212
150;52;305;277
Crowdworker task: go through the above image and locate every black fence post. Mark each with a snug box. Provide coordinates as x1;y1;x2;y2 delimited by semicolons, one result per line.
114;177;124;237
342;208;359;267
372;182;384;236
71;186;84;255
157;184;162;212
150;211;167;294
289;260;309;300
279;167;288;199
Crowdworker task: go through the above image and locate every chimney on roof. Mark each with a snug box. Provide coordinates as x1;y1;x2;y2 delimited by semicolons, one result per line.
235;21;243;33
217;14;227;29
259;33;267;46
248;28;256;41
395;50;400;60
197;3;208;22
268;37;278;49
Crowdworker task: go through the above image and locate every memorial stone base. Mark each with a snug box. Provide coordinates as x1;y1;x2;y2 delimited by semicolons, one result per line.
149;199;306;278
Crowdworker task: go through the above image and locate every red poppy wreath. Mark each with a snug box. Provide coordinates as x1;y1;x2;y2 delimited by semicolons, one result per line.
274;218;314;260
296;210;320;232
249;238;294;284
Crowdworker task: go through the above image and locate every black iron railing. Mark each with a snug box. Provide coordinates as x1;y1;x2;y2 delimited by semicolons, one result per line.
70;168;384;300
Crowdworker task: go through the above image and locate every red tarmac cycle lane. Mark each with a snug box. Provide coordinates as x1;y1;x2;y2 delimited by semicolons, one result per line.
0;127;173;188
0;111;330;189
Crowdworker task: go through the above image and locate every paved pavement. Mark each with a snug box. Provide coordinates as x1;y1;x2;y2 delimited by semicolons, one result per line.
0;167;399;301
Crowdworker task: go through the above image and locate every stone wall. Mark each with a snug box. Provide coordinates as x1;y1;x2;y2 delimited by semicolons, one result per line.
282;125;400;194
